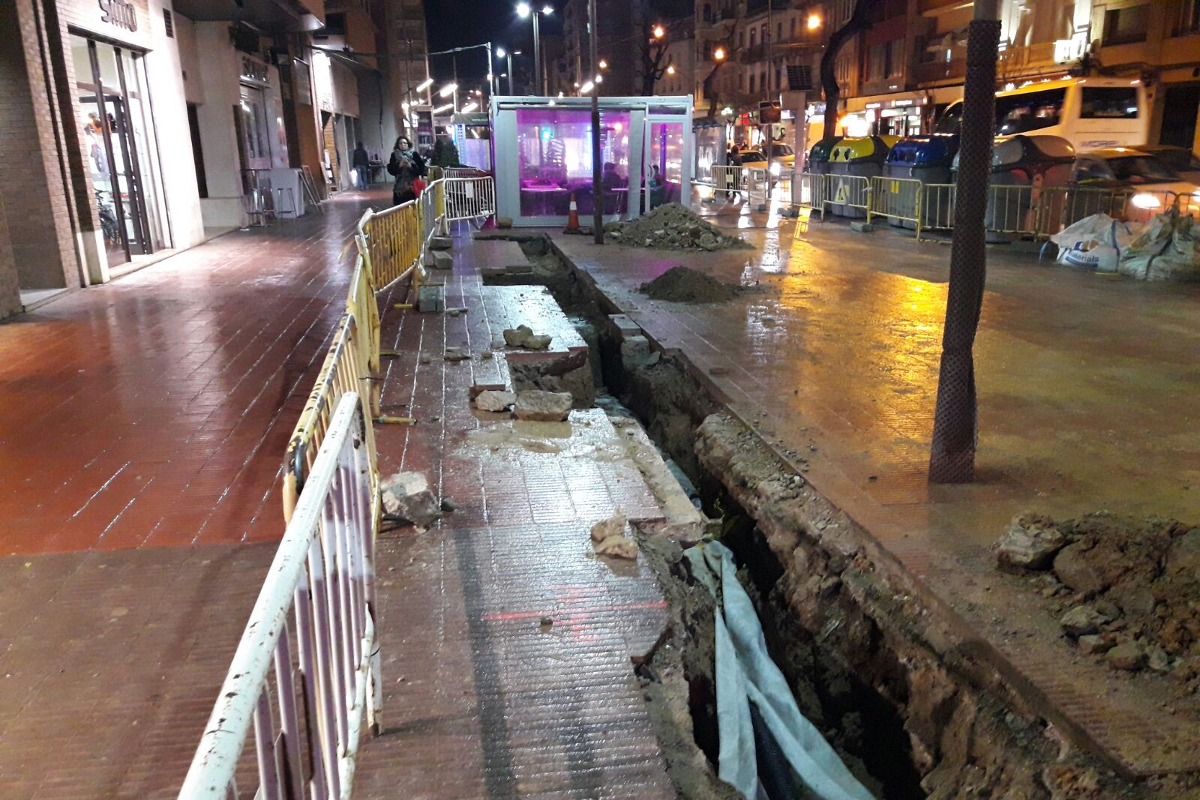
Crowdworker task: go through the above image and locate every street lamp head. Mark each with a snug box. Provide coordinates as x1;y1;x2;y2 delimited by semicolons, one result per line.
580;80;594;94
652;24;665;39
713;46;726;60
496;47;506;58
416;78;434;91
516;1;531;17
598;59;608;69
438;83;458;97
595;74;603;83
666;64;675;75
541;4;553;14
807;13;821;30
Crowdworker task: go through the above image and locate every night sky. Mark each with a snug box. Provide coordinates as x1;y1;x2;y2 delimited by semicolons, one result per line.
422;0;564;94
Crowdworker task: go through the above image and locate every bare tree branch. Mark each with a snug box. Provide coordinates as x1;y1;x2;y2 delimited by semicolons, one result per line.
819;0;880;140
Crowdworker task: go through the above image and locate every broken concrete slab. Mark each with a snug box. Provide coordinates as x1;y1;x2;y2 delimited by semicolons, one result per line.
513;390;573;422
503;325;533;347
429;236;453;251
507;349;595;408
381;472;442;528
996;515;1069;570
591;513;628;543
468;383;506;400
417;283;444;313
610;314;643;340
595;535;639;560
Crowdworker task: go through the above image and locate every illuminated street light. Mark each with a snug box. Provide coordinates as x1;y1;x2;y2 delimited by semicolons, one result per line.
807;13;821;30
652;24;665;38
432;103;454;114
598;59;608;69
496;47;506;58
580;80;594;94
595;74;603;83
416;78;433;92
666;64;675;75
516;1;531;16
542;4;553;13
438;83;457;97
461;101;479;113
713;46;726;60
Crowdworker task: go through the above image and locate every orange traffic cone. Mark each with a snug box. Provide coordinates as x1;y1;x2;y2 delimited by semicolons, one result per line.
564;193;580;234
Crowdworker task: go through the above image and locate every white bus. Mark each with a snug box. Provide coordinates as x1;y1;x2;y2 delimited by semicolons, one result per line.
934;77;1149;152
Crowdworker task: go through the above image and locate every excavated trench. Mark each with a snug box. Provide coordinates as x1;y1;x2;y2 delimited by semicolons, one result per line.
479;233;1159;800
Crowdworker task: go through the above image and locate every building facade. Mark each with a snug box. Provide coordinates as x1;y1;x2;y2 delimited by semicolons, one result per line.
1;0;405;321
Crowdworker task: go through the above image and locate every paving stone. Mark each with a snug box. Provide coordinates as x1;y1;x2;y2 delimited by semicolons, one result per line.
513;390;573;422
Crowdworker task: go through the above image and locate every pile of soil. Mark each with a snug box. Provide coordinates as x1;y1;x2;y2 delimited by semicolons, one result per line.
640;266;743;303
610;203;752;251
996;512;1200;680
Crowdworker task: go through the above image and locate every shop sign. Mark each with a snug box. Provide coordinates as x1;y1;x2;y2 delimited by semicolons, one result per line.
99;0;137;32
241;57;271;87
864;102;883;110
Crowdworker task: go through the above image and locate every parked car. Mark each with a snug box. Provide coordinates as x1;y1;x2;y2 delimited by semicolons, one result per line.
1072;147;1200;217
1135;145;1200;184
738;142;797;177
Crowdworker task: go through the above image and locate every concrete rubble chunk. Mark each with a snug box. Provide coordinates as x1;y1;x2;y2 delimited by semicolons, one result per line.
1106;640;1146;672
996;515;1068;570
1077;634;1113;655
524;334;553;350
444;347;470;362
591;513;628;543
475;390;516;412
594;534;638;560
503;325;533;347
1060;604;1111;637
1053;542;1109;596
513;390;573;422
381;471;442;528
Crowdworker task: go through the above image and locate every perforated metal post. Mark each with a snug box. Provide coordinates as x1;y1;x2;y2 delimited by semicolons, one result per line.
928;0;1000;483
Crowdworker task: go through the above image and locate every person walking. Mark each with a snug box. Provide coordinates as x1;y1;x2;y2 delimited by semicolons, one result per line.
352;141;370;190
387;136;426;205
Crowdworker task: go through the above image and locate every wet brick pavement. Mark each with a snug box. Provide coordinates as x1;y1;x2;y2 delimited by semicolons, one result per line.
551;199;1200;778
352;235;676;798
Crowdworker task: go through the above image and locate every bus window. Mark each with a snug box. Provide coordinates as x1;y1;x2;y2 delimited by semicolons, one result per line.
994;88;1065;135
1080;87;1139;119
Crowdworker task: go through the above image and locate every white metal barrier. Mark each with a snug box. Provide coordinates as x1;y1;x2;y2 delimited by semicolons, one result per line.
747;168;770;209
712;165;749;197
179;393;380;800
443;175;497;224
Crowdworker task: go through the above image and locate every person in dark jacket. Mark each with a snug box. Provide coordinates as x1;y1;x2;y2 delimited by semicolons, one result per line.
725;144;742;200
352;142;370;189
387;136;427;205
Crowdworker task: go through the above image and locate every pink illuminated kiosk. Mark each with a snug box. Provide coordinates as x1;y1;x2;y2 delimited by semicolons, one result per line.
491;95;694;227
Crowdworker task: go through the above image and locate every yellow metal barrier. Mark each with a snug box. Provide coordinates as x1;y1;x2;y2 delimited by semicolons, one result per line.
282;262;379;525
358;200;423;293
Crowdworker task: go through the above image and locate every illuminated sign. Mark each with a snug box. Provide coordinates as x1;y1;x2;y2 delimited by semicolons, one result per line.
1054;34;1087;64
99;0;137;31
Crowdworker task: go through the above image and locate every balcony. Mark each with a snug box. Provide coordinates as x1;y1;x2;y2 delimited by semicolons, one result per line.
173;0;324;31
913;57;965;86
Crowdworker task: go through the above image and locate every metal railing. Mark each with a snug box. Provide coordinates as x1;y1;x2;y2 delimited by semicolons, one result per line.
712;165;750;196
179;392;381;800
443;175;497;224
357;200;424;293
797;172;1198;240
746;167;770;209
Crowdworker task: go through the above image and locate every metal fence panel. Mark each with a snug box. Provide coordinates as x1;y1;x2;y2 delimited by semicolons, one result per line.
867;176;923;229
180;393;380;800
444;176;497;223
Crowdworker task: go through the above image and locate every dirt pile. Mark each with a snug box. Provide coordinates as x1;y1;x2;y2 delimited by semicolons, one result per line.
640;266;743;303
610;203;752;251
996;512;1200;679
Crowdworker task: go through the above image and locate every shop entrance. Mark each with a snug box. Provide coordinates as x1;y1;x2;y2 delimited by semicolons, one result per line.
71;35;166;267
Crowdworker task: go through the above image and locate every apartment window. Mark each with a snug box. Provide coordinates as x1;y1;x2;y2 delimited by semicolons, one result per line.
790;17;797;37
761;23;768;43
867;43;886;81
163;9;174;38
887;39;903;77
749;28;756;48
1103;4;1149;45
760;72;767;91
703;3;712;22
749;73;756;93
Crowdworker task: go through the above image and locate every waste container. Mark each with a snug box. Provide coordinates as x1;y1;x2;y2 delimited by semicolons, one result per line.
807;137;842;176
800;137;841;210
828;135;899;218
883;135;959;230
951;134;1075;242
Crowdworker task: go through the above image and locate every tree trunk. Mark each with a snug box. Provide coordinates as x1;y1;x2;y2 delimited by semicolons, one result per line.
818;0;878;141
928;1;1000;483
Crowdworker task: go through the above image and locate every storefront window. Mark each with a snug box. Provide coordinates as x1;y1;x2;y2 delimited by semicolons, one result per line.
515;107;631;217
72;35;164;266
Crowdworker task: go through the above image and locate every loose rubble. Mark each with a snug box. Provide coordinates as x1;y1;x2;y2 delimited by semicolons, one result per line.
513;390;573;422
609;203;752;251
996;512;1200;678
640;266;743;303
590;513;638;560
474;390;516;412
381;471;442;528
502;324;553;350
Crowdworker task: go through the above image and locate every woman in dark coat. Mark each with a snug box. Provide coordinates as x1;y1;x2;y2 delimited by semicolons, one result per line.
387;136;427;205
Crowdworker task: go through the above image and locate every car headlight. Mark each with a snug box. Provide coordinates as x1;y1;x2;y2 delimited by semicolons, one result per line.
1130;193;1162;210
769;162;782;176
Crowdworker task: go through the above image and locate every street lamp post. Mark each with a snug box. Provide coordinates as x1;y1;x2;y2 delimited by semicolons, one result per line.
496;48;518;95
588;0;602;243
518;3;554;95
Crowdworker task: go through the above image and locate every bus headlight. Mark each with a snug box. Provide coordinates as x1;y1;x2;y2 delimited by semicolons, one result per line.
769;161;782;176
1130;193;1161;210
